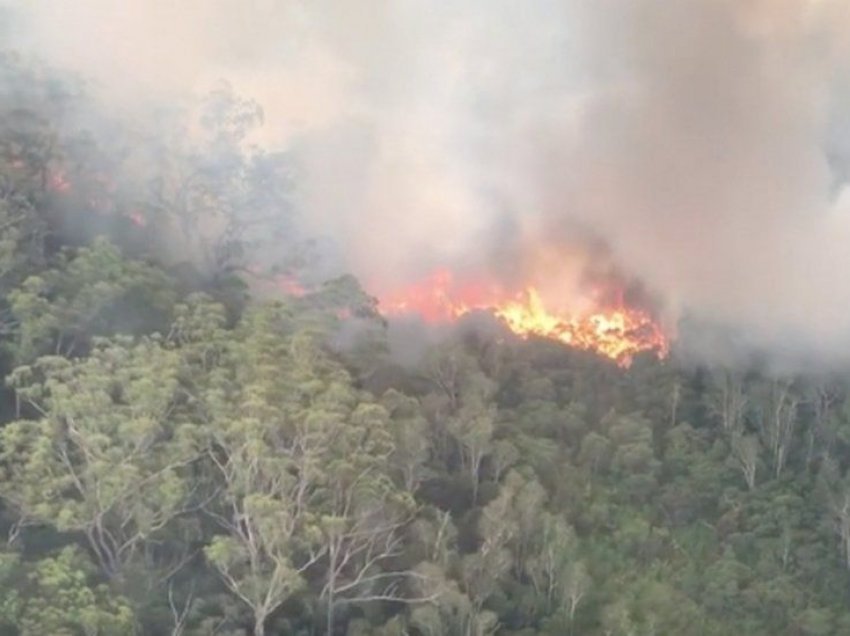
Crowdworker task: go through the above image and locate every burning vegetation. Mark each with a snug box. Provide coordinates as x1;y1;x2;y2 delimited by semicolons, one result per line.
377;268;669;366
7;2;850;634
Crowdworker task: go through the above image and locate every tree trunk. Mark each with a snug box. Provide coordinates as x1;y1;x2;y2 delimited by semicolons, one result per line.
326;592;334;636
669;381;680;426
326;546;337;636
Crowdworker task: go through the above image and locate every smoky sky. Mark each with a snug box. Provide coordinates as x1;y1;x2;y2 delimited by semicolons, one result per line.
5;0;850;359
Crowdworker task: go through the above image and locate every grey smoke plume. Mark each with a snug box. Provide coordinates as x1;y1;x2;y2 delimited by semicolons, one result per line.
5;0;850;359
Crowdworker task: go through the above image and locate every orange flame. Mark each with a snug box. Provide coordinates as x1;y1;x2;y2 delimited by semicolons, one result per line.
47;169;72;193
378;269;668;366
128;210;147;227
277;274;307;297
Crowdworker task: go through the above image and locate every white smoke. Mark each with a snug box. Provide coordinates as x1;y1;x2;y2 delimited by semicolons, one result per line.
5;0;850;359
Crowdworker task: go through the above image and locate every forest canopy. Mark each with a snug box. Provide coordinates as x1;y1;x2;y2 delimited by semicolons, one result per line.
2;53;850;636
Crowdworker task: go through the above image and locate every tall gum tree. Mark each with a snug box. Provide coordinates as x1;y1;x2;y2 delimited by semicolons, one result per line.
0;334;200;581
197;301;430;635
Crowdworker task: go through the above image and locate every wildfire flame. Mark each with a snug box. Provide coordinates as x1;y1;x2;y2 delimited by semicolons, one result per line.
378;269;668;366
47;169;72;193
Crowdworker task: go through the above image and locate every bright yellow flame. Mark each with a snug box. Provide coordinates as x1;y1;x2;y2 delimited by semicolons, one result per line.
492;288;667;366
378;271;669;367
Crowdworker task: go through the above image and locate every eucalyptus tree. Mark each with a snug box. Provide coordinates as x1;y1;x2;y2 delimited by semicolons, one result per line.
0;334;200;581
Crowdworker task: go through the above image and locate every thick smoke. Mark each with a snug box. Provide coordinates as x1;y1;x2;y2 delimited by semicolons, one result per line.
5;0;850;361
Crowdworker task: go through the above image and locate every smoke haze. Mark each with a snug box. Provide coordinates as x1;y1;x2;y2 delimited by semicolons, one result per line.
5;0;850;360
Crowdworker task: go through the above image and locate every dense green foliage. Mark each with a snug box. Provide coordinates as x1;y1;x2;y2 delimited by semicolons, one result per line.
2;53;850;636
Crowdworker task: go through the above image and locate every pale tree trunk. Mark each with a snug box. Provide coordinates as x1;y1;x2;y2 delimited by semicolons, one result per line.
669;380;681;427
761;381;798;479
326;588;335;636
832;492;850;571
710;370;747;432
731;433;758;490
167;580;193;636
470;448;484;504
326;544;338;636
807;385;836;467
